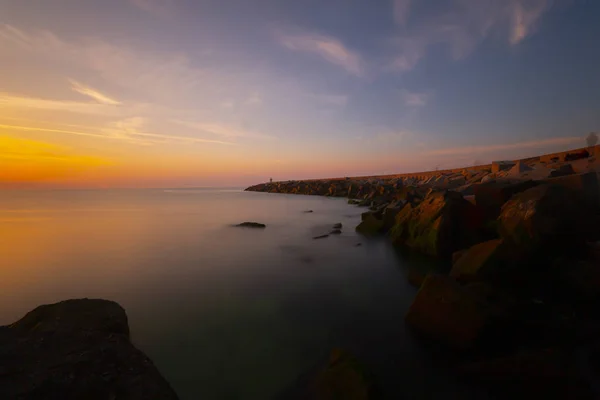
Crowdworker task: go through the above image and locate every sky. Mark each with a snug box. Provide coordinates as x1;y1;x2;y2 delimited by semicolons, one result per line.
1;0;599;188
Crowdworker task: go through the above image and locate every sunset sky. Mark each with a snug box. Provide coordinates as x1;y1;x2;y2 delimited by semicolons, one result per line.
1;0;599;188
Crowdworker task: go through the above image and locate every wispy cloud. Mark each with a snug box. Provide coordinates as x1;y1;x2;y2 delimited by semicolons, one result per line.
129;0;175;17
401;89;431;107
101;117;237;145
424;136;582;156
0;121;235;146
509;0;549;45
0;24;208;104
388;0;553;73
0;93;122;116
172;119;276;140
69;79;121;105
276;30;364;76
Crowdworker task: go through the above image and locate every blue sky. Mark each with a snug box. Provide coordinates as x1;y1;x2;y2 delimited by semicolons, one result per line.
1;0;599;187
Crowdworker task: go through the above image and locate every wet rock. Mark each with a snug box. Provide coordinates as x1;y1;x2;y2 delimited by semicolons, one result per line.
356;213;384;236
405;274;488;348
313;234;329;240
235;222;266;228
348;199;361;205
333;223;343;229
0;299;179;400
390;190;484;259
303;210;314;213
329;229;342;235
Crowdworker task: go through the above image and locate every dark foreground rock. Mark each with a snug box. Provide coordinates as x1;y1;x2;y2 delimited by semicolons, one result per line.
0;299;178;400
405;274;488;349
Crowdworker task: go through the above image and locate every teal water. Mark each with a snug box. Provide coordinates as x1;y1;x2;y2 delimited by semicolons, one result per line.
0;188;484;399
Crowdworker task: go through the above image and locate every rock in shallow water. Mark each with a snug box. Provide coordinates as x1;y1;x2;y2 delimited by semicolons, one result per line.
235;222;266;228
0;299;179;400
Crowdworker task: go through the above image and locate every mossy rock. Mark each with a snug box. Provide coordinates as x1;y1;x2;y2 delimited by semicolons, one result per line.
390;191;483;259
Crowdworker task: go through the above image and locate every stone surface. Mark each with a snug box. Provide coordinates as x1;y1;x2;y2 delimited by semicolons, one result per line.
450;239;509;283
543;171;600;210
491;161;516;174
498;184;593;251
473;179;539;219
0;299;179;400
405;274;487;348
356;212;385;236
390;190;483;259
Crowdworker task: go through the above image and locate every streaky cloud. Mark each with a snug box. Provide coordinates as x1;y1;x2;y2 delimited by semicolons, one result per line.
69;79;121;105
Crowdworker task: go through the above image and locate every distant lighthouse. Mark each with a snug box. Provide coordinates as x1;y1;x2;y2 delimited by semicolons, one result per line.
270;178;273;183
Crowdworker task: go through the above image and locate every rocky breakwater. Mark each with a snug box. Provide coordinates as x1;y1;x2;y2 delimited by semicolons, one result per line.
248;151;600;398
0;299;178;400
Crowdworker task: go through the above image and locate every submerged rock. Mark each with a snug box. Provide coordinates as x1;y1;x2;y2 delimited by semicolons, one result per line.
277;349;378;400
313;234;329;240
332;223;343;229
329;229;342;235
0;299;178;400
235;222;266;228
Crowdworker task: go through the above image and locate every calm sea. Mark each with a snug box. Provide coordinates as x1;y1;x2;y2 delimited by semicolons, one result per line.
0;188;485;399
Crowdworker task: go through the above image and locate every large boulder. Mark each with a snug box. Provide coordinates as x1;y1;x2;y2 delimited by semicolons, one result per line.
542;171;600;210
405;274;488;348
450;239;509;283
0;299;178;400
473;179;539;219
381;201;406;231
498;184;594;251
390;190;484;259
356;212;384;236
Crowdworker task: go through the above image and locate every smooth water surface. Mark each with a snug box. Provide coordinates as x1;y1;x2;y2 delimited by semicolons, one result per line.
0;188;483;399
